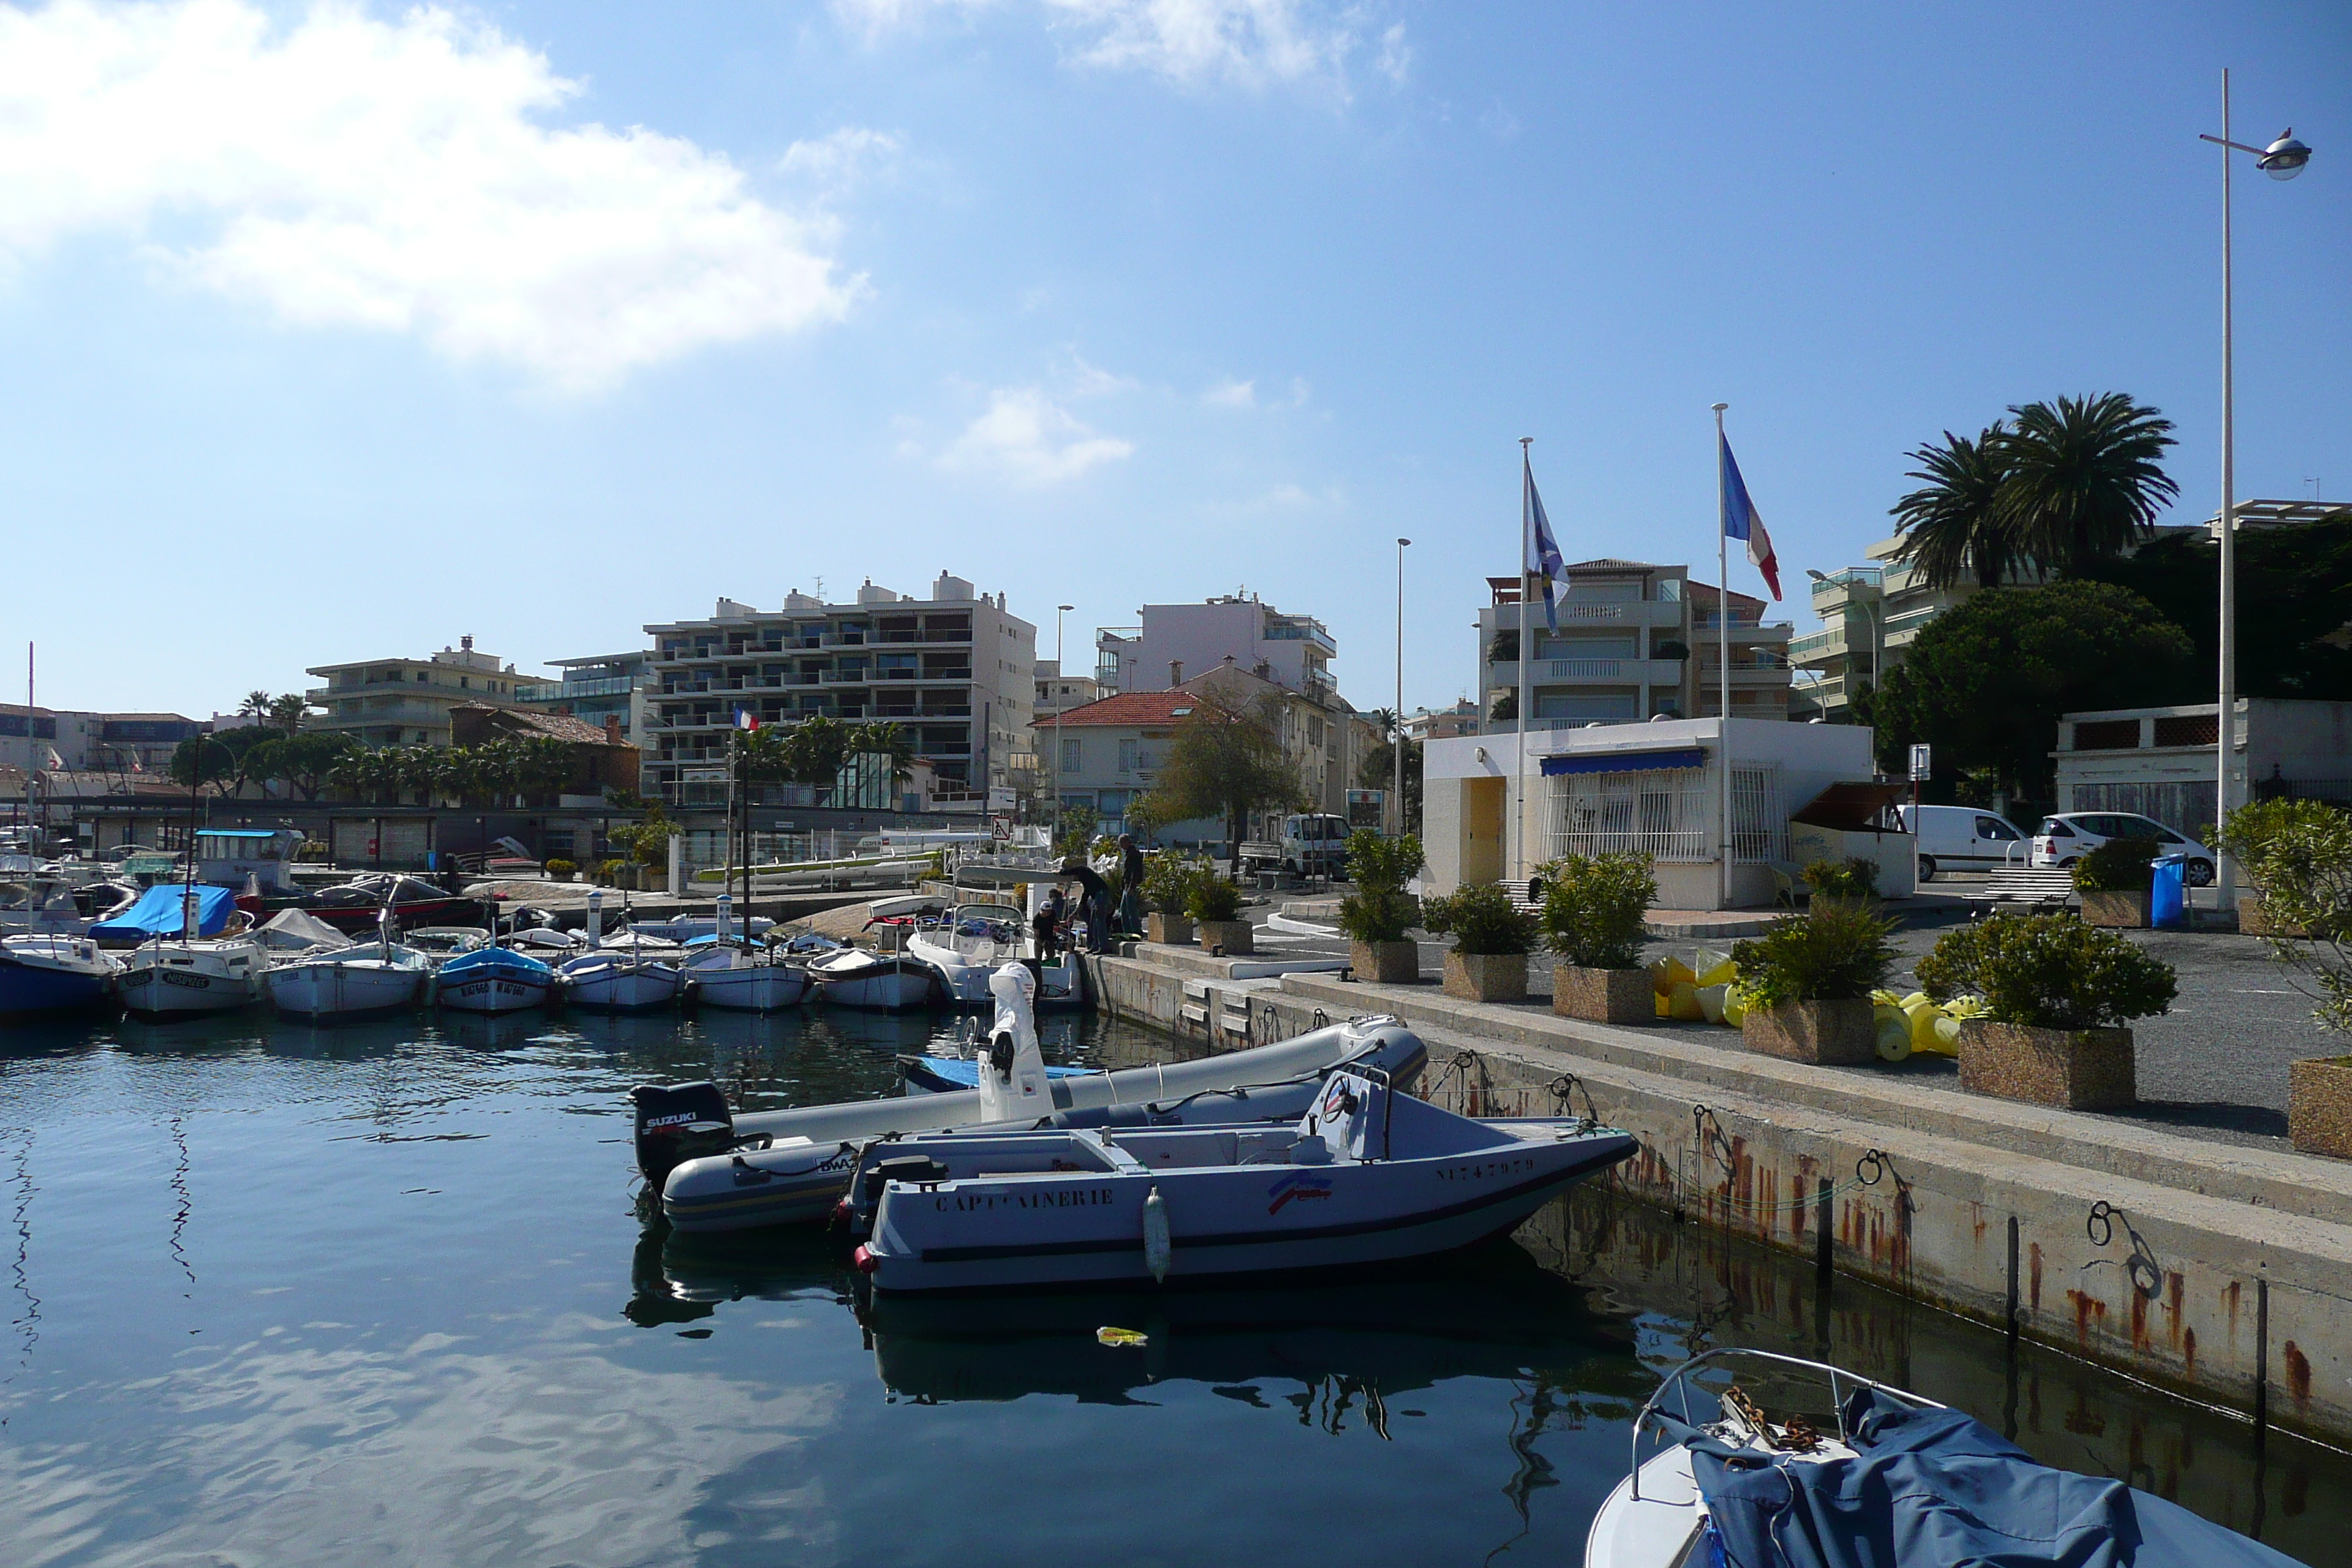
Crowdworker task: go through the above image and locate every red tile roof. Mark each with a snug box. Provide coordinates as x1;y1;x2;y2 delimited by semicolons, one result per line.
1029;690;1216;728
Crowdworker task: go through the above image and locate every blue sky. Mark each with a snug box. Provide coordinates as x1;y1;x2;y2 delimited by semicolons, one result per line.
0;0;2343;721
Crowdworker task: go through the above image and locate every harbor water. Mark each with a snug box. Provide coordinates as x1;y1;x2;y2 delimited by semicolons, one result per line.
1;1008;2344;1566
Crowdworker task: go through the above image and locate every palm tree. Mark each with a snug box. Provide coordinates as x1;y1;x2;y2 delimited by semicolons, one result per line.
1890;423;2018;591
1996;393;2179;574
267;693;309;734
238;690;274;722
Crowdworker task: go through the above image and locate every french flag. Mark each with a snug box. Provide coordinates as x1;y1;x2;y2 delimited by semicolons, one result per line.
734;709;759;731
1719;436;1782;601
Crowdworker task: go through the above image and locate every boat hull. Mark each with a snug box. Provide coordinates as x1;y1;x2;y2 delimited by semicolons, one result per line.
563;960;684;1012
688;962;811;1011
810;955;938;1011
120;946;265;1019
437;970;556;1014
264;960;427;1021
0;947;116;1018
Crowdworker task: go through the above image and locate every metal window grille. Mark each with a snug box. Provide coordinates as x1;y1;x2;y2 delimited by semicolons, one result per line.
1544;768;1711;862
1729;766;1784;864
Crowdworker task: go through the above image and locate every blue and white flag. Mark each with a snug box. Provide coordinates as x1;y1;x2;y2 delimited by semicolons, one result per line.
1523;453;1568;632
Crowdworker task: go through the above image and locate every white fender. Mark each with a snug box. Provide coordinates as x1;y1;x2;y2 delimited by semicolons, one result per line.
1142;1186;1171;1283
717;893;734;945
979;962;1051;1123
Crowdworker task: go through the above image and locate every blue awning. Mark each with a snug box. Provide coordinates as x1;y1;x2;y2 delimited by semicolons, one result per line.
1539;747;1705;777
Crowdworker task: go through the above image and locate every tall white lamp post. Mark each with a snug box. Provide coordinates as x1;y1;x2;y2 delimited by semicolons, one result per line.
1052;604;1074;830
1394;537;1410;835
2200;73;2310;901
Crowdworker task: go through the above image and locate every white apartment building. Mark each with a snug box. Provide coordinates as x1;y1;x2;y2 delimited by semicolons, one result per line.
0;707;205;774
516;652;652;745
1477;560;1793;732
304;638;534;750
641;572;1036;807
1033;659;1100;720
1096;593;1338;701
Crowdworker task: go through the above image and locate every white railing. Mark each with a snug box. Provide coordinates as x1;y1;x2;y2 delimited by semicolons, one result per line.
1547;658;1623;679
1538;761;1782;864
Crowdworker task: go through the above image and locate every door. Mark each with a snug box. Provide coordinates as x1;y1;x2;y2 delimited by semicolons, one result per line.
1461;777;1505;886
1971;814;2023;869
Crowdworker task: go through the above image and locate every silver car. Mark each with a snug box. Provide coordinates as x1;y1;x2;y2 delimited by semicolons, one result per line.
2030;811;2215;886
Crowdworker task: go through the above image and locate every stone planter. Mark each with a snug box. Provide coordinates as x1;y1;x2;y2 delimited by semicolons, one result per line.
613;864;640;891
1958;1019;2136;1111
1443;950;1528;1003
1554;964;1652;1025
2081;889;2151;929
2289;1057;2352;1159
1147;912;1194;946
2239;892;2310;939
1196;919;1253;955
1351;940;1418;984
1742;998;1876;1065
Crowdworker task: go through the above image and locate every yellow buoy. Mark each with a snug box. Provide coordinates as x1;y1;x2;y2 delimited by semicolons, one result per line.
1874;1003;1913;1061
1096;1327;1148;1346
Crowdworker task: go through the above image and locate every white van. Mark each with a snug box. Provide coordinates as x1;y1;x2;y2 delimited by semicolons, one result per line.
1896;804;2029;881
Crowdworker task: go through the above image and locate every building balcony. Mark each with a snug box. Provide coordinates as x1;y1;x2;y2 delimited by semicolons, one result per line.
917;668;973;683
1788;627;1847;665
1482;600;1685;632
1489;657;1684;685
820;670;870;685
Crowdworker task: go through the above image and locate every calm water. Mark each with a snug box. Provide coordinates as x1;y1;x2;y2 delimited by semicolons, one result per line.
0;1007;2342;1567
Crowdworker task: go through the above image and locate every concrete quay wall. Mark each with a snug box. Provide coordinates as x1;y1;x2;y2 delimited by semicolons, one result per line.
1084;946;2352;1446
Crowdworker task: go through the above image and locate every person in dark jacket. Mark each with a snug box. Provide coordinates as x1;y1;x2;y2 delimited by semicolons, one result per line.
1031;885;1066;962
1062;859;1112;953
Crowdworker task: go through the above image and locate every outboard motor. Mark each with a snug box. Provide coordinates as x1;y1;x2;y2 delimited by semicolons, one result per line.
630;1082;736;1185
978;961;1051;1123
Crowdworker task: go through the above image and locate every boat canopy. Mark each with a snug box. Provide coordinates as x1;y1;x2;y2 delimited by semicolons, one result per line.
256;908;350;950
1692;1385;2300;1568
91;883;241;941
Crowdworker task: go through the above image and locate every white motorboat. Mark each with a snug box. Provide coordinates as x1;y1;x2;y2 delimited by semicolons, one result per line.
560;927;686;1013
1586;1347;2297;1568
436;944;558;1014
904;899;1084;1009
845;1066;1633;1292
120;933;267;1019
264;940;431;1021
644;963;1432;1234
805;945;939;1011
0;934;121;1018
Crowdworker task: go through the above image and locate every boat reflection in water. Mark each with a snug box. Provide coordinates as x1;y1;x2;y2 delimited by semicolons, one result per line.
639;1223;1644;1411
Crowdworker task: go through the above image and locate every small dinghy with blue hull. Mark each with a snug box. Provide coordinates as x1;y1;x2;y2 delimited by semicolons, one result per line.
1587;1346;2302;1568
843;1069;1635;1292
437;945;557;1014
641;962;1431;1235
899;1054;1090;1094
0;934;121;1019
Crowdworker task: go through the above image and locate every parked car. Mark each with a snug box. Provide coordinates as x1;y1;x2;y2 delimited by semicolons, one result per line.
1896;804;2030;881
2030;812;2215;886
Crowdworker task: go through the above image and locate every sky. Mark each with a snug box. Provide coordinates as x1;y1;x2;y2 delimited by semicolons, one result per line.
0;0;2344;723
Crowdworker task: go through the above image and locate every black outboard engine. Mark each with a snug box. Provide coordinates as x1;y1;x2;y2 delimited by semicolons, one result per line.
631;1082;736;1186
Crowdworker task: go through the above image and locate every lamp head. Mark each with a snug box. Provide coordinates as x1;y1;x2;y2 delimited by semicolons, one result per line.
2259;129;2311;181
1806;569;1830;583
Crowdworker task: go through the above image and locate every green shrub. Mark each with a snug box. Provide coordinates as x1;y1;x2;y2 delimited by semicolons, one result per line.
544;858;577;879
596;859;624;883
1914;911;2176;1030
1420;883;1537;956
2217;800;2352;1033
1539;852;1656;970
1142;852;1205;914
2220;799;2350;893
2073;837;2161;893
1185;872;1243;924
1803;856;1880;900
1731;901;1899;1007
1338;831;1425;944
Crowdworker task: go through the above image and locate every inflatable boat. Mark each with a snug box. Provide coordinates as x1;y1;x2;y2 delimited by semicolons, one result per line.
843;1067;1634;1292
637;962;1428;1235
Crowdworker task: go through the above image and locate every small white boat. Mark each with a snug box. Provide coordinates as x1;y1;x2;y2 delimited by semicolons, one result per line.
1587;1347;2298;1568
806;946;938;1011
682;943;811;1011
646;964;1433;1234
406;926;493;960
0;934;121;1018
845;1066;1634;1292
560;930;686;1012
904;900;1084;1009
120;934;267;1019
264;941;431;1021
436;944;558;1014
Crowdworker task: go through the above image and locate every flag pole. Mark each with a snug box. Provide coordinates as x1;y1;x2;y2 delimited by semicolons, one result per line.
1712;404;1730;911
1516;438;1534;882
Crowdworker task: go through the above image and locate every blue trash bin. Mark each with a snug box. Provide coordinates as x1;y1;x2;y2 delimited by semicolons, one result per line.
2150;853;2187;930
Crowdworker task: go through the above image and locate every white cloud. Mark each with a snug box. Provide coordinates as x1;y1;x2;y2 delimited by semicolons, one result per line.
941;385;1134;485
1060;350;1137;398
0;0;859;391
779;126;902;184
1204;377;1256;408
838;0;1401;92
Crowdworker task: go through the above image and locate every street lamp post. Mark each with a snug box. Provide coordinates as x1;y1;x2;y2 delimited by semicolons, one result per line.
1052;605;1073;832
2200;74;2310;902
1395;537;1410;836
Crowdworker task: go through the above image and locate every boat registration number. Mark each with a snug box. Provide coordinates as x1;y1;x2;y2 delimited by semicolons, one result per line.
1436;1155;1538;1183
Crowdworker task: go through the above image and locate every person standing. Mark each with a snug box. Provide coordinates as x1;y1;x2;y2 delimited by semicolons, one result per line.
1062;857;1112;954
1031;884;1066;963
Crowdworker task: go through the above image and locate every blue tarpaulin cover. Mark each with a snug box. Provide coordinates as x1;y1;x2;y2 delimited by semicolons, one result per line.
1692;1387;2302;1568
90;883;241;941
1537;747;1705;777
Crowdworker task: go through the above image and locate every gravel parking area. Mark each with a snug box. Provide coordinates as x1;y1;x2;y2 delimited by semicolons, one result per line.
1251;875;2334;1153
